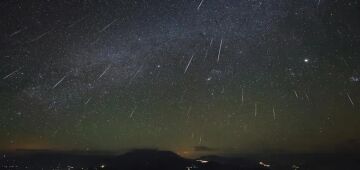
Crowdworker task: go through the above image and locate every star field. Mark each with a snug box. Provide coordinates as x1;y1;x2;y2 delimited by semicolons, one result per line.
0;0;360;156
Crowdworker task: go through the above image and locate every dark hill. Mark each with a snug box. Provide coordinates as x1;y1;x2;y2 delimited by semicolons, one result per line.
100;149;268;170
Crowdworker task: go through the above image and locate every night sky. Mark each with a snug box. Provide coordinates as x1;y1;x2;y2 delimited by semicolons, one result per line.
0;0;360;156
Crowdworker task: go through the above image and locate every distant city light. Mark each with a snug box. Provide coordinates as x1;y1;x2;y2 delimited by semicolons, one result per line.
186;165;198;170
196;159;209;163
259;161;271;167
292;164;300;170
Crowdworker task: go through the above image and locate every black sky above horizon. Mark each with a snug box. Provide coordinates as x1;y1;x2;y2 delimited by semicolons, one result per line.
0;0;359;156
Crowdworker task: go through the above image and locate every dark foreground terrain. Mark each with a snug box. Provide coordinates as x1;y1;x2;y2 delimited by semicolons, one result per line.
0;150;359;170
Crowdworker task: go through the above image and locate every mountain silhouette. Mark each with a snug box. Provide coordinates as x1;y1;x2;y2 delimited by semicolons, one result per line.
98;149;268;170
1;149;269;170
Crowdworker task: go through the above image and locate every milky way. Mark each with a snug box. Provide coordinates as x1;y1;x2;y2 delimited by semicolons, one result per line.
0;0;359;156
